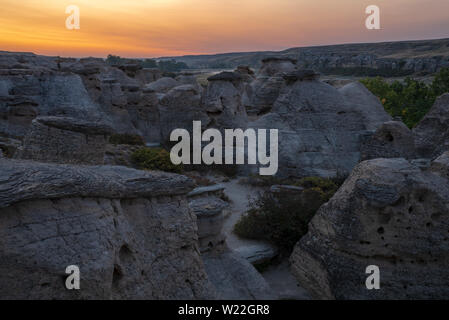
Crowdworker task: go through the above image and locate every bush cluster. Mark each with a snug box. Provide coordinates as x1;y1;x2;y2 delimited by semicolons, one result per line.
234;177;341;252
131;147;183;173
360;68;449;128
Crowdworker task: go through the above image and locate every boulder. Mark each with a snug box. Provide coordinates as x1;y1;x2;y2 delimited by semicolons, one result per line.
290;158;449;299
339;82;392;131
413;93;449;158
361;121;416;160
0;158;215;299
203;250;275;300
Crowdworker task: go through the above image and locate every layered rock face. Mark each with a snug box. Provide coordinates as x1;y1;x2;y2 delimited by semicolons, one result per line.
0;158;215;299
290;156;449;299
16;116;113;165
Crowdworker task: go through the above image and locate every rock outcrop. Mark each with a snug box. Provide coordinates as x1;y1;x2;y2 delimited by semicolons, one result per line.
250;79;391;178
0;158;216;299
187;184;275;299
290;157;449;299
413;93;449;159
361;121;416;161
15;116;114;165
202;72;248;129
339;82;392;131
188;185;229;252
159;85;210;143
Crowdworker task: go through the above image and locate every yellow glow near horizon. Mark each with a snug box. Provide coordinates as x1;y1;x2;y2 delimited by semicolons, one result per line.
0;0;448;58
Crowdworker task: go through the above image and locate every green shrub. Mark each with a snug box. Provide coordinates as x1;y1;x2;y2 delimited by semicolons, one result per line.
109;134;145;146
295;176;339;201
234;176;341;252
360;68;449;128
131;147;182;173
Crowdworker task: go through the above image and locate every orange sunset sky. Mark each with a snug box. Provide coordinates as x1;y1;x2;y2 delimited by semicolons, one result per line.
1;0;449;58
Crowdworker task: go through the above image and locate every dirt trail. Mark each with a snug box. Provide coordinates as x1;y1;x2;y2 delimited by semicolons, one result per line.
220;178;311;300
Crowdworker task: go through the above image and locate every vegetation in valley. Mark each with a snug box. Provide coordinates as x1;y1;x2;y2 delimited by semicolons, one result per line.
234;176;342;253
360;67;449;128
131;147;183;173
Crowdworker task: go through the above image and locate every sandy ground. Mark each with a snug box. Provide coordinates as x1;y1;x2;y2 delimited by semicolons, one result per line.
218;177;311;300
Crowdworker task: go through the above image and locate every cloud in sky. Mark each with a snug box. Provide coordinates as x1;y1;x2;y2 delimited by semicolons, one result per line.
0;0;448;57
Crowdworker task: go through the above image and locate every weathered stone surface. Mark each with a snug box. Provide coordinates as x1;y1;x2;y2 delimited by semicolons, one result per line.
189;195;228;252
202;72;248;128
413;93;449;158
159;85;209;143
250;79;391;178
234;243;279;266
258;57;297;77
15;117;113;165
203;250;275;300
144;77;179;93
0;158;215;299
339;82;392;131
361;121;416;160
290;158;449;299
430;151;449;179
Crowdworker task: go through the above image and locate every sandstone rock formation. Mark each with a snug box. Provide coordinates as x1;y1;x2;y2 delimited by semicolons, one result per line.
187;183;275;299
245;58;297;116
290;157;449;299
413;93;449;159
15;116;114;165
188;185;229;252
159;85;210;143
0;158;216;299
339;82;392;131
250;78;391;178
361;121;416;161
144;77;179;93
202;72;248;128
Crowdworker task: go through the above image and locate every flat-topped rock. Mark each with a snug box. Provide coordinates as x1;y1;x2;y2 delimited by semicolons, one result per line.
36;116;114;135
283;70;320;82
0;158;194;209
208;72;242;82
0;158;212;300
187;184;226;197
